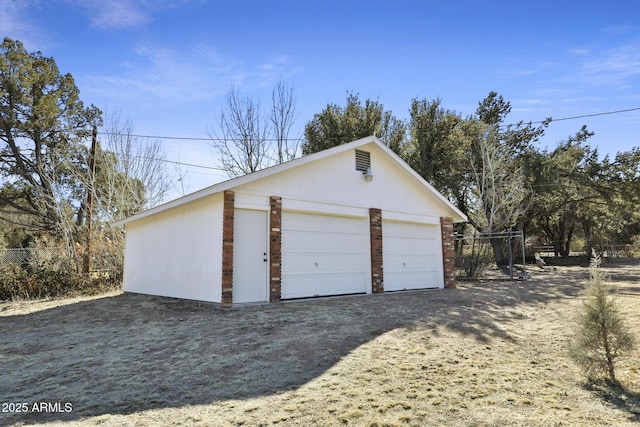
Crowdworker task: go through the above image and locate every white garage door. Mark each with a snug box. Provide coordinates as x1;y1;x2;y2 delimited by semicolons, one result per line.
281;212;367;299
383;221;442;291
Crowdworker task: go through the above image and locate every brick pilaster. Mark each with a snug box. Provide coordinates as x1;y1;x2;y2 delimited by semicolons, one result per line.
440;216;456;288
369;208;384;293
221;191;235;306
269;196;282;303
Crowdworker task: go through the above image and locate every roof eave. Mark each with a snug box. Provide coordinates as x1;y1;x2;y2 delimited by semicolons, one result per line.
373;141;468;223
111;135;380;227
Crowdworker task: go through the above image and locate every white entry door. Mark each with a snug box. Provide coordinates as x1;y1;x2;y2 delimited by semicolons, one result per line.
281;211;367;299
383;221;443;291
233;209;268;303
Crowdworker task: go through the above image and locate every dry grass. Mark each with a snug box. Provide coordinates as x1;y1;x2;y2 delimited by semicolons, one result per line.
1;262;639;426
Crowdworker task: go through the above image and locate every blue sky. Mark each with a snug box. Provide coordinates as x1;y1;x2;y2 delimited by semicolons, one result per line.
3;0;640;198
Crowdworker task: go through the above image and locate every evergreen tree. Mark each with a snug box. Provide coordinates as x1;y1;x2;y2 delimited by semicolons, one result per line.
302;92;405;154
569;251;635;382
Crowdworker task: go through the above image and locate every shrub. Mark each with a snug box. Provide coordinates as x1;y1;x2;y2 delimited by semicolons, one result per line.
0;264;120;301
0;264;33;300
569;251;636;382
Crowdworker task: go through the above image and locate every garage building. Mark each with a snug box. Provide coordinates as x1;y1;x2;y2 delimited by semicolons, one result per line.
112;136;467;306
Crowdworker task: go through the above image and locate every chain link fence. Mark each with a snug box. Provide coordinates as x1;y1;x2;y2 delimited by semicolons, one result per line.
455;231;527;280
0;243;123;300
1;247;70;269
2;237;123;273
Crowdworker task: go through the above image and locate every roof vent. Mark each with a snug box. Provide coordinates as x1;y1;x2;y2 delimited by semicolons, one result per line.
355;149;370;172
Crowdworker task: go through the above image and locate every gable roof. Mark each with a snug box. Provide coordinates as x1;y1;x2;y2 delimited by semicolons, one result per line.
112;136;467;227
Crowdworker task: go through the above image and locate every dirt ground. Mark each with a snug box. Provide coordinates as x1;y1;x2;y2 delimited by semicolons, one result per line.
1;262;639;426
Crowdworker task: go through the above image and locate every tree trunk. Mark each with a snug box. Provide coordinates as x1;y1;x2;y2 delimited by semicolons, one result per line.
76;202;86;227
583;220;593;257
603;328;616;382
560;222;575;257
491;238;505;266
512;222;525;263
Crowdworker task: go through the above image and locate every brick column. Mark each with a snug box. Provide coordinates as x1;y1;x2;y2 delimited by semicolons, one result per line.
369;208;384;293
269;196;282;303
221;191;235;307
440;216;456;289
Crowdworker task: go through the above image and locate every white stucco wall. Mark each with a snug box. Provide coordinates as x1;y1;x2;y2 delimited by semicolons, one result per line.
123;193;223;302
233;141;451;225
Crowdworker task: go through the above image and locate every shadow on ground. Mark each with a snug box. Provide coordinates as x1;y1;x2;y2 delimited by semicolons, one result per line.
0;264;620;425
585;380;640;423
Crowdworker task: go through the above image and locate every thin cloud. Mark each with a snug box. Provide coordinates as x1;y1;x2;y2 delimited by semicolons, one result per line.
569;48;590;56
601;25;635;37
511;104;543;115
73;0;198;30
578;40;640;89
513;98;545;109
83;0;151;29
510;38;640;112
0;0;49;49
84;47;223;106
256;55;302;87
83;42;300;108
72;0;155;30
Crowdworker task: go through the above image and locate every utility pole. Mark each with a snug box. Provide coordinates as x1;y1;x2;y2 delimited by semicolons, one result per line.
84;125;98;275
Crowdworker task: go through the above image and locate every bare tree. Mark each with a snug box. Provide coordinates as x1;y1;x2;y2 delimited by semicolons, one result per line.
96;112;173;222
212;88;270;177
270;79;298;163
212;82;299;178
172;146;190;197
466;121;529;265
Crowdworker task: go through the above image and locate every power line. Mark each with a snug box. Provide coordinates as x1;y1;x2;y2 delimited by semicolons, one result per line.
98;106;640;173
100;132;209;141
130;154;226;171
528;106;640;125
100;106;640;141
100;132;305;142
